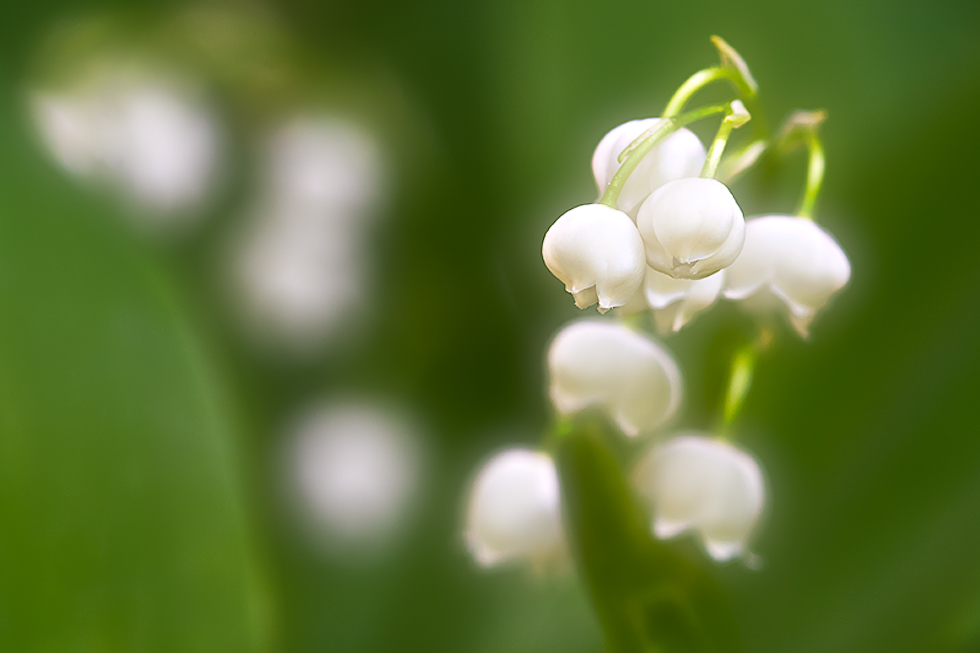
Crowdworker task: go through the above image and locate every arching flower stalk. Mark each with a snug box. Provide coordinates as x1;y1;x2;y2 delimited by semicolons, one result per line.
469;35;853;653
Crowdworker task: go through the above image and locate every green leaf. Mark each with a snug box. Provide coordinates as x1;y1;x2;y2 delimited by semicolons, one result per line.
556;418;741;653
0;97;268;652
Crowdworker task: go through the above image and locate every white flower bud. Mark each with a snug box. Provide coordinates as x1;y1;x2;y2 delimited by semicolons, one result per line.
723;215;850;337
542;204;646;312
644;267;725;333
636;178;745;280
592;119;706;215
464;448;565;568
548;320;681;436
632;433;764;562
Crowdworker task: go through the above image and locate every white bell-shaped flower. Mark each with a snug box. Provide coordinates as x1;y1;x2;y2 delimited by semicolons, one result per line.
644;267;725;333
465;448;565;568
592;119;706;216
548;320;681;436
636;178;745;280
542;204;646;312
632;433;764;562
723;215;850;337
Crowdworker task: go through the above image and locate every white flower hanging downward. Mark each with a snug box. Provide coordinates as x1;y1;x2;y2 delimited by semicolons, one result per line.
633;101;751;280
637;178;745;280
548;320;681;436
723;111;851;337
632;433;765;561
543;204;646;311
592;119;705;216
644;267;725;333
723;216;850;337
465;448;565;568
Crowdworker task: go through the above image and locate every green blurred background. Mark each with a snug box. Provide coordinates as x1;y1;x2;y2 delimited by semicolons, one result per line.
1;0;979;651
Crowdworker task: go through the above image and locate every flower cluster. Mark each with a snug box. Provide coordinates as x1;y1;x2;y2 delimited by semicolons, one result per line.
234;117;385;352
466;321;763;564
545;102;849;334
32;65;222;227
28;18;394;357
464;37;853;576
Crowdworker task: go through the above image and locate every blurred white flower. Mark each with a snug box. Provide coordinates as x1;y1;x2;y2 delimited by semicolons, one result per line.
233;116;386;354
235;205;367;350
592;118;706;216
548;320;681;436
32;94;103;177
542;204;646;312
632;433;764;562
636;178;745;280
644;267;725;333
264;117;383;214
32;69;221;225
723;215;850;337
465;448;565;568
290;400;423;551
105;84;219;214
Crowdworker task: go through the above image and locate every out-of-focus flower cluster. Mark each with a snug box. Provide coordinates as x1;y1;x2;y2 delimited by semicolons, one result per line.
28;14;394;356
26;11;428;566
32;65;222;229
234;117;385;353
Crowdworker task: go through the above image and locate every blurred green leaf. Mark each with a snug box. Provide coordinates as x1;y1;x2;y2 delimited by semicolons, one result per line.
0;95;267;651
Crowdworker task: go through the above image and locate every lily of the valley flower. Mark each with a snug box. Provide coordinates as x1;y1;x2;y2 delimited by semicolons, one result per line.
465;448;565;568
592;119;706;216
548;320;681;436
33;73;221;222
636;177;745;280
542;204;646;312
632;433;764;562
289;400;423;551
723;215;850;337
644;267;725;333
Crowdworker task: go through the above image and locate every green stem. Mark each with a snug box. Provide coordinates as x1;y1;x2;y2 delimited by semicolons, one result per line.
662;67;741;118
700;123;735;179
797;134;825;219
599;104;728;208
701;102;751;179
720;329;773;435
778;110;827;220
662;66;767;140
541;414;574;453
